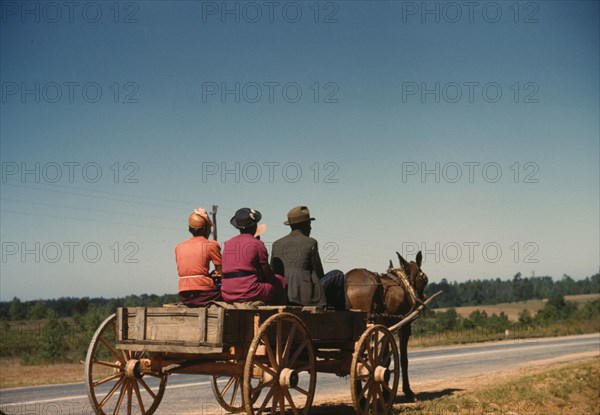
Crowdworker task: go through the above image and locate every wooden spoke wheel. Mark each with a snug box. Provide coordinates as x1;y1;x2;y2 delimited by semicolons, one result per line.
84;314;167;415
350;325;399;415
211;375;245;413
243;312;316;415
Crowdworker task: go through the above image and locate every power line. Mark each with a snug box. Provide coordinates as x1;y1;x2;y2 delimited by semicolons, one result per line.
0;209;177;231
1;198;182;222
2;178;191;206
2;182;191;210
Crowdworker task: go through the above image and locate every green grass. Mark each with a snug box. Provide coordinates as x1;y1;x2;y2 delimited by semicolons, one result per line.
409;320;600;348
396;358;600;415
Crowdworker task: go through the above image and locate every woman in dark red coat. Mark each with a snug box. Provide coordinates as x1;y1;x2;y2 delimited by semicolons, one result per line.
221;208;286;304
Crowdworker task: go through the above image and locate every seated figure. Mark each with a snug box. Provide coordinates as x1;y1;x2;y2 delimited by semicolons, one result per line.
271;205;346;309
220;208;286;304
175;207;222;307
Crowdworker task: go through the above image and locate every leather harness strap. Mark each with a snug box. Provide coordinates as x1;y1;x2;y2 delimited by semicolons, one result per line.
382;269;420;312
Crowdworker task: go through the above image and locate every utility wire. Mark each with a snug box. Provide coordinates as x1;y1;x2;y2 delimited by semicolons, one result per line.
0;209;177;231
1;198;181;222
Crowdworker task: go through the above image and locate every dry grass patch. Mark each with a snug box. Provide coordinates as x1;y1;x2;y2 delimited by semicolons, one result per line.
0;358;84;389
435;293;600;321
396;358;600;415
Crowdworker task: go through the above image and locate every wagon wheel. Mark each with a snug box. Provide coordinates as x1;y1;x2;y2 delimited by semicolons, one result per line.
243;312;316;415
350;325;399;415
84;314;167;415
212;372;263;412
211;375;245;413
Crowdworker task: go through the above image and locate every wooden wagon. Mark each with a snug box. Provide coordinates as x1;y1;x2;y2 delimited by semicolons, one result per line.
84;293;441;415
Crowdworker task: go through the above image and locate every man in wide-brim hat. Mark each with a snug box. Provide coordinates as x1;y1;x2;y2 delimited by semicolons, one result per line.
271;206;327;306
272;206;346;309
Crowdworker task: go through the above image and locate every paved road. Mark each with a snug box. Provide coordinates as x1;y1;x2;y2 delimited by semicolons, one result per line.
1;333;598;415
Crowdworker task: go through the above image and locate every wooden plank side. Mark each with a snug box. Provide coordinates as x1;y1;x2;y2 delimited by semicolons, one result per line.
116;307;229;354
206;307;225;343
220;309;234;343
198;307;206;342
220;309;256;344
115;341;225;354
134;307;146;341
117;306;229;348
301;310;367;343
146;310;201;343
214;307;224;344
116;306;367;351
117;308;124;342
354;310;367;340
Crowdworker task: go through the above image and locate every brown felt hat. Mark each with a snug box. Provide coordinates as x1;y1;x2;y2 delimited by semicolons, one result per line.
284;206;315;225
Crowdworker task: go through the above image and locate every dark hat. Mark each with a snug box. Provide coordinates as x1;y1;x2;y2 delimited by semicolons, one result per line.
230;208;262;229
284;206;315;225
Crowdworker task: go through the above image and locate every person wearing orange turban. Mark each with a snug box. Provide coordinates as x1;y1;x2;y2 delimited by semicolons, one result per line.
175;208;222;306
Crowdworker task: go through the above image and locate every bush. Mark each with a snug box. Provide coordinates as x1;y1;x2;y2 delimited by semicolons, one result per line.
36;311;70;363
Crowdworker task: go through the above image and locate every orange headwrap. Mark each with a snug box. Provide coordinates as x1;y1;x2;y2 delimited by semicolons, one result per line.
188;207;212;229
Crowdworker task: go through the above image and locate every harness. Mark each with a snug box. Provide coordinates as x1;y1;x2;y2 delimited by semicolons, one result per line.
345;268;424;317
385;269;419;307
375;268;422;316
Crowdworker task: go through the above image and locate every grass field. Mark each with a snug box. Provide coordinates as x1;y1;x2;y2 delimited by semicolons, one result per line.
395;358;600;415
434;293;600;320
408;293;600;347
0;358;85;389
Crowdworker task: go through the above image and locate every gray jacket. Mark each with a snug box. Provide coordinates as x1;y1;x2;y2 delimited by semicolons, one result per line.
271;229;327;306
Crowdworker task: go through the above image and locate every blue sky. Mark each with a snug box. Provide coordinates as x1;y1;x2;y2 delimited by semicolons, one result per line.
1;1;598;301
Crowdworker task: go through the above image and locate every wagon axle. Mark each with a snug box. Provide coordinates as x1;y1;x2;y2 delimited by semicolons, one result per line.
122;358;152;379
374;365;391;384
279;367;299;388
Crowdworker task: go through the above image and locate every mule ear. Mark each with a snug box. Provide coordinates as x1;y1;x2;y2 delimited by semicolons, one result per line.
416;251;423;267
388;260;393;270
396;251;409;269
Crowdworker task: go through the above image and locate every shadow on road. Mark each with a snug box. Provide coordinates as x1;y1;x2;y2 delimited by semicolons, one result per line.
309;388;464;414
410;388;464;402
310;402;356;415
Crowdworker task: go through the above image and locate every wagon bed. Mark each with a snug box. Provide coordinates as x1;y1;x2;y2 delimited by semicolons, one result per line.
116;304;366;354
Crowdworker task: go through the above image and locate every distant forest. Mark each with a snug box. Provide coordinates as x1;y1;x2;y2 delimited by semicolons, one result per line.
424;273;600;308
1;273;599;321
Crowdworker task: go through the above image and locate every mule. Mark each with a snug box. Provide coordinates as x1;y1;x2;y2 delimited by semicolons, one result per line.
345;251;428;402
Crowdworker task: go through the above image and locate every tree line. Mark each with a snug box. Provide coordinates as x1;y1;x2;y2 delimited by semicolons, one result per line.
0;274;598;364
423;273;599;308
1;273;598;321
1;293;179;321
